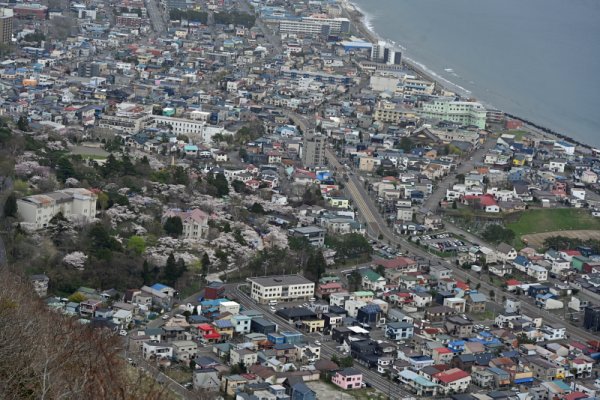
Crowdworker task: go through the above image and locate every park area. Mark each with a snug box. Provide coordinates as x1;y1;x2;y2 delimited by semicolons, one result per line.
507;208;600;249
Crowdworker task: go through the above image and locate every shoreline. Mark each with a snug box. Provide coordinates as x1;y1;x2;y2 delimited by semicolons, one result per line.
340;0;594;151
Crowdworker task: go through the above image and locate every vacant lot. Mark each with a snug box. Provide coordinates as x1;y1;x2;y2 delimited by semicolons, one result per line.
307;381;384;400
522;230;600;250
508;208;600;237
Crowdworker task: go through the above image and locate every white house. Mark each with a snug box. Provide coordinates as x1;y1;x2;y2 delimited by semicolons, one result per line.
527;265;548;281
142;342;173;360
17;188;97;229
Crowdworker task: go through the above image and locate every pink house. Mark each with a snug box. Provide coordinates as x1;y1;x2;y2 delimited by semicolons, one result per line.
331;368;363;390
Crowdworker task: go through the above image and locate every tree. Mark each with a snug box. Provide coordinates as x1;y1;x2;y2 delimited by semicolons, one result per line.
482;224;515;244
102;154;122;178
339;356;354;368
208;173;229;197
397;137;414;153
127;236;146;255
3;192;17;217
348;269;362;292
141;260;152;284
305;251;327;282
232;179;246;194
172;166;189;185
163;253;178;286
121;154;134;176
17;115;29;131
68;292;86;303
249;202;264;214
375;264;386;277
56;157;76;182
163;216;183;238
201;253;210;277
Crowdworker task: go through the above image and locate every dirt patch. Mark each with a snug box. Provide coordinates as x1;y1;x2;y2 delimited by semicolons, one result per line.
522;230;600;250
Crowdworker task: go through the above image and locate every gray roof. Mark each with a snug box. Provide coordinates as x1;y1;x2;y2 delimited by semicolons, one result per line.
248;275;314;287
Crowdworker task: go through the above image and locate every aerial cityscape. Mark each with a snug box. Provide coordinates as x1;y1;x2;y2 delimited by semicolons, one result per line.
0;0;599;399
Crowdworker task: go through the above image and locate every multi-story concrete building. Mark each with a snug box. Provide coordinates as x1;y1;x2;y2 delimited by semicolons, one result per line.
17;188;97;229
288;226;326;247
0;8;13;45
421;98;487;129
248;275;315;304
279;17;350;36
302;134;326;168
584;305;600;332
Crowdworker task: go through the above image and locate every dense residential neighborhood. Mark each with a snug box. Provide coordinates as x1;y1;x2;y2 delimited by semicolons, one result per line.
0;0;599;399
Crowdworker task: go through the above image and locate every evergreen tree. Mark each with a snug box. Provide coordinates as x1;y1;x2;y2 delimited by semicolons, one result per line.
17;115;29;131
3;192;17;218
56;157;76;182
102;154;121;178
163;216;183;238
121;154;134;176
201;252;210;277
141;260;152;284
163;253;178;286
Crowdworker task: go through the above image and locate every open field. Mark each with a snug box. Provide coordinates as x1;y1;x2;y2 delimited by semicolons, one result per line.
307;381;385;400
70;145;110;159
522;230;600;250
508;208;600;237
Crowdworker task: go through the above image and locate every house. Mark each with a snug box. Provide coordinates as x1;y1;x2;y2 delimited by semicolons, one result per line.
489;263;512;277
290;382;317;400
288;226;326;247
425;305;456;322
360;269;386;292
230;348;258;367
162;208;209;239
496;243;517;262
172;340;198;362
398;370;438;396
432;368;471;394
464;292;487;313
193;368;220;391
221;374;247;397
445;316;474;337
385;321;414;341
331;368;363;390
142;341;173;360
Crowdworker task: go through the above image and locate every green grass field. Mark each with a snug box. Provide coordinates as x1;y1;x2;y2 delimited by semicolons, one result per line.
508;208;600;236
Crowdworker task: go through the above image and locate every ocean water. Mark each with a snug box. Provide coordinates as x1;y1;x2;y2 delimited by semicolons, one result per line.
350;0;600;147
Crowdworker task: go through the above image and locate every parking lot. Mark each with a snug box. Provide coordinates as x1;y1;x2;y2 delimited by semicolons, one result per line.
419;232;470;254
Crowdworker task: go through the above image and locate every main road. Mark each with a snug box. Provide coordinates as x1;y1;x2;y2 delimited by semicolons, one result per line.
325;149;600;344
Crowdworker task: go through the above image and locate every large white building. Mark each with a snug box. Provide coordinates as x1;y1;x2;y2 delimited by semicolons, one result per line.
162;208;209;240
17;188;97;229
279;16;350;36
248;275;315;304
152;115;206;140
421;98;487;129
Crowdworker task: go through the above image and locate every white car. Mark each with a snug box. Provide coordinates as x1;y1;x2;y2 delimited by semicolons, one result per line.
119;330;127;336
161;314;169;320
314;341;321;346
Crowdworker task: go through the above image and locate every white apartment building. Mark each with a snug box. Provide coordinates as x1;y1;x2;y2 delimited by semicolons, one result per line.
248;275;315;304
152;115;206;140
17;188;97;229
421;98;487;129
162;208;209;239
279;17;350;36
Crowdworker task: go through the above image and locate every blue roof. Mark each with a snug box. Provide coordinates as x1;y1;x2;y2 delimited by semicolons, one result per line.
513;255;529;266
151;283;169;290
214;319;233;328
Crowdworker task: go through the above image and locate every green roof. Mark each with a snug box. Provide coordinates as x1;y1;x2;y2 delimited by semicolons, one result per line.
360;269;383;282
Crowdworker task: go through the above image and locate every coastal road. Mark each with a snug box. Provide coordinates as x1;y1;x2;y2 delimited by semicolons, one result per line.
228;284;411;400
325;150;600;345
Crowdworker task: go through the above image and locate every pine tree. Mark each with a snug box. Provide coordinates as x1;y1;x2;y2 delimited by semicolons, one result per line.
3;192;17;218
163;253;178;286
201;253;210;277
141;260;152;284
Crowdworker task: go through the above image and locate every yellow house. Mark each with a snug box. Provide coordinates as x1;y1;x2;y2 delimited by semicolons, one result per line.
212;319;234;340
359;157;377;172
512;155;526;166
303;319;325;333
328;197;349;209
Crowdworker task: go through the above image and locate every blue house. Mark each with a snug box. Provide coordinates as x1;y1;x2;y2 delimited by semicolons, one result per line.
291;382;316;400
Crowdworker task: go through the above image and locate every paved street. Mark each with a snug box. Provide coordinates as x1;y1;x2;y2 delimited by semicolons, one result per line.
145;0;167;34
325;149;600;345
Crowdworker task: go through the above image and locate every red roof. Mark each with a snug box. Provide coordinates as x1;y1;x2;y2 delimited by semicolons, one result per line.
479;194;498;207
506;279;522;286
377;256;417;269
455;280;469;290
565;392;588;400
434;347;452;354
433;368;470;384
563;250;582;256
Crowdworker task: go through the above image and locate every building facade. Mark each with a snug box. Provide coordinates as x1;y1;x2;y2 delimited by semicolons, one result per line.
17;188;97;229
0;8;13;44
421;99;487;129
248;275;315;304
